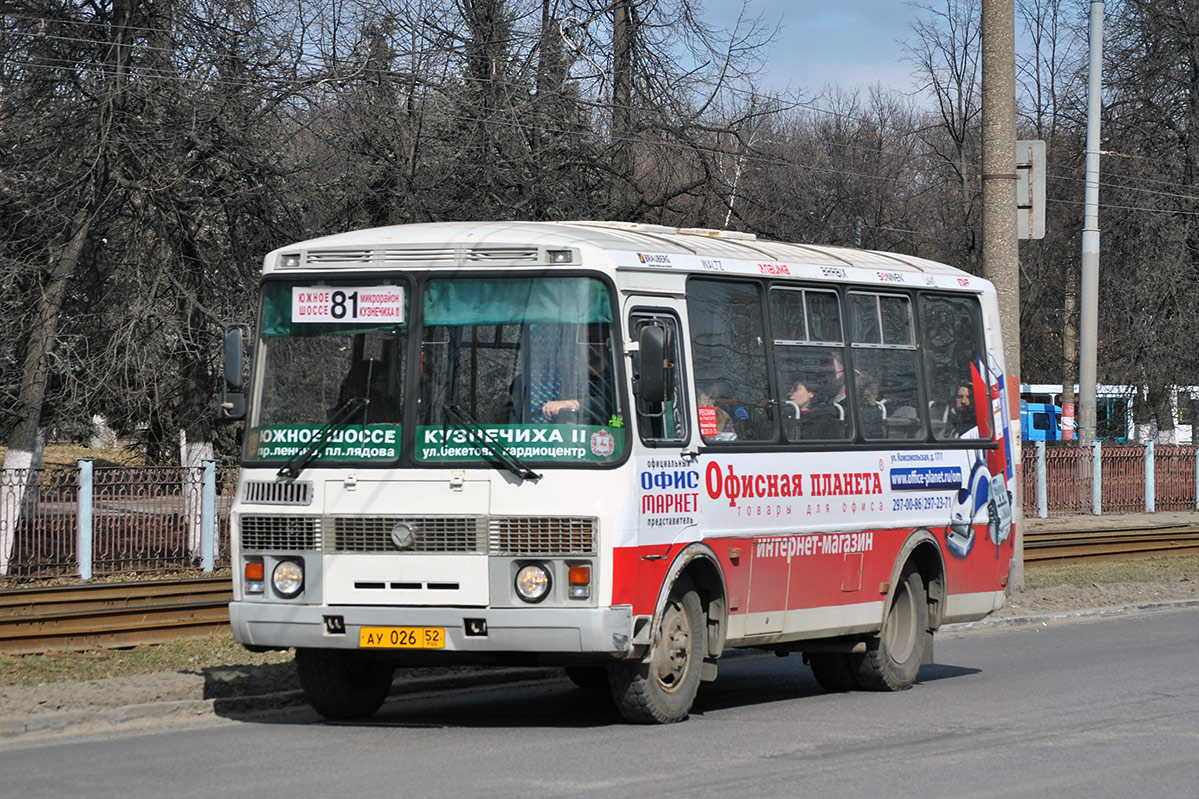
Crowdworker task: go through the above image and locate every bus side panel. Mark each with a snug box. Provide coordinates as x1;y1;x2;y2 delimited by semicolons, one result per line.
625;449;1012;637
612;524;1007;626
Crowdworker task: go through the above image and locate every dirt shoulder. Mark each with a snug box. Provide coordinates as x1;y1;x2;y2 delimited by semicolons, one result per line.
1;557;1197;723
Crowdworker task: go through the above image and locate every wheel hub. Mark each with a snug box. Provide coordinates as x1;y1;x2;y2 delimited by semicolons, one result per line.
652;600;692;690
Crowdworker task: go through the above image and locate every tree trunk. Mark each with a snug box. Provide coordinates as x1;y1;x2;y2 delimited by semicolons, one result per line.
610;0;633;214
1;208;92;574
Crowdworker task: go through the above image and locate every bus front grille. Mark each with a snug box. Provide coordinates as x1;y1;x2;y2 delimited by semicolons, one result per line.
330;517;487;553
239;515;597;556
489;517;596;556
240;515;321;551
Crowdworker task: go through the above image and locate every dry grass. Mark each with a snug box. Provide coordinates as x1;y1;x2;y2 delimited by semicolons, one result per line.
0;443;147;470
1023;555;1199;589
0;635;292;687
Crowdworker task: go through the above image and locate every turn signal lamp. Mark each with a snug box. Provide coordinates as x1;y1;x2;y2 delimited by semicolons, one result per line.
244;561;265;594
568;565;591;599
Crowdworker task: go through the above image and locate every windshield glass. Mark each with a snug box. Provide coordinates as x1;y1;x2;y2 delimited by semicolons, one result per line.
416;276;626;465
247;280;408;465
245;275;626;467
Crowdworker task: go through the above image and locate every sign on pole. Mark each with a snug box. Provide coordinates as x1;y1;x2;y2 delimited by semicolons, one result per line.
1016;139;1046;240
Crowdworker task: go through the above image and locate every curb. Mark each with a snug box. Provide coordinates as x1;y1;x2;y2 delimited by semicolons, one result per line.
4;599;1198;740
943;597;1199;631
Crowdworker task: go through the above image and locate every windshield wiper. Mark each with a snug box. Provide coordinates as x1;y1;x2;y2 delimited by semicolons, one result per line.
443;404;541;481
277;397;366;479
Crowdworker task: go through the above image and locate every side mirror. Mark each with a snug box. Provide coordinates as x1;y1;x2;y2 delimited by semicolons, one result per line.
219;325;247;421
638;324;666;405
223;327;245;391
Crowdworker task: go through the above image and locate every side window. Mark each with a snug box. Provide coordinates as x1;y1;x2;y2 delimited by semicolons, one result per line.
688;279;773;443
849;292;923;440
769;288;851;442
631;311;688;444
918;294;992;440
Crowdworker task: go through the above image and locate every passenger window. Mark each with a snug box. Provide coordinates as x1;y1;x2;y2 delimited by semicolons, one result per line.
849;292;923;441
770;288;850;442
919;294;992;440
688;280;773;443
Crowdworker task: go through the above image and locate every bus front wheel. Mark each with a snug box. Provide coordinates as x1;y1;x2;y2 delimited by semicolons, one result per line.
852;567;929;691
295;647;396;719
608;582;704;723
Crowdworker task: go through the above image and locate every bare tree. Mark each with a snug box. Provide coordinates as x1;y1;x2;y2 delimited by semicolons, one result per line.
904;0;984;272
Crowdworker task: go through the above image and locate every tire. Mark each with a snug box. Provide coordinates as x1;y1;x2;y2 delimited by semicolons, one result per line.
564;665;610;693
806;653;859;692
851;567;929;691
608;584;705;724
294;648;395;719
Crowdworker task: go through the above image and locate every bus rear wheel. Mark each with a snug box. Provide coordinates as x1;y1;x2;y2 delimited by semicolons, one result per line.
852;567;928;691
608;583;704;724
295;648;396;719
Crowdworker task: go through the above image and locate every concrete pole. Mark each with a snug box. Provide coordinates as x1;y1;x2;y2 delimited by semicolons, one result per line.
981;0;1022;588
77;459;94;581
1078;1;1104;447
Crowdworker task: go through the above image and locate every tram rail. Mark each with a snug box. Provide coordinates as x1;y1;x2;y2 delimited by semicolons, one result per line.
0;576;231;655
1;526;1196;654
1024;524;1199;563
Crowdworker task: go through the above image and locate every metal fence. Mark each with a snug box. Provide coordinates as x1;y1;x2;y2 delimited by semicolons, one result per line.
0;462;235;581
1023;442;1198;517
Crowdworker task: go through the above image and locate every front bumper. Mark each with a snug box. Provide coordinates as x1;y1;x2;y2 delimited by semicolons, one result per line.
230;601;635;657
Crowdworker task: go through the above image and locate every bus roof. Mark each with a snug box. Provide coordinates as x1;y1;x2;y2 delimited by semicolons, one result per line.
264;220;985;288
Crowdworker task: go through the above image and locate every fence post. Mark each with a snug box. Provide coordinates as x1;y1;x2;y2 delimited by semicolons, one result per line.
1145;439;1155;513
1036;441;1047;518
1195;447;1199;511
201;460;216;572
77;459;93;581
1092;441;1102;515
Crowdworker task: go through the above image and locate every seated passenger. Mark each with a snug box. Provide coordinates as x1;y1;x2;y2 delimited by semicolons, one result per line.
948;384;977;436
789;378;842;439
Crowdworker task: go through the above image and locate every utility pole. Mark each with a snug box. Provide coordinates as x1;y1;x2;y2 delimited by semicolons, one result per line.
981;0;1022;588
1078;1;1104;447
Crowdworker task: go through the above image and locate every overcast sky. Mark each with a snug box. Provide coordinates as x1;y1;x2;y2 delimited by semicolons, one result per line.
707;0;926;96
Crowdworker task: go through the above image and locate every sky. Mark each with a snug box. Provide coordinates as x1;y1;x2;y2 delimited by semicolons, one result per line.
707;0;927;97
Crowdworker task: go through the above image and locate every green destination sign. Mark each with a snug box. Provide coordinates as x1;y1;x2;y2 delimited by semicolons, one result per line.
249;424;401;462
416;424;625;464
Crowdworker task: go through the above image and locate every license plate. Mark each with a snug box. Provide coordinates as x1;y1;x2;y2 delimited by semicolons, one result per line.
359;626;445;649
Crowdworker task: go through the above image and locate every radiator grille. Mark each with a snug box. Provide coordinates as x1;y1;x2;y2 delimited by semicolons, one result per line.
239;515;597;555
489;517;597;556
330;516;487;553
243;480;313;506
240;515;321;551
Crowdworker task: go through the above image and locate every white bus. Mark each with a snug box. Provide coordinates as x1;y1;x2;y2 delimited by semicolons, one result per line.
221;221;1017;724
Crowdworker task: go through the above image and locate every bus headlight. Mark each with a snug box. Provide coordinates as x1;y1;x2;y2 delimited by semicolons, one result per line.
272;559;304;598
514;563;551;603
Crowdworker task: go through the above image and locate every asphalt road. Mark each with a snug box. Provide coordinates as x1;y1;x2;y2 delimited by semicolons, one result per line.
2;607;1197;799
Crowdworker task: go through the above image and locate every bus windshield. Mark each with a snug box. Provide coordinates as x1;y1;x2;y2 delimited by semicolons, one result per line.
415;276;624;466
246;275;626;467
